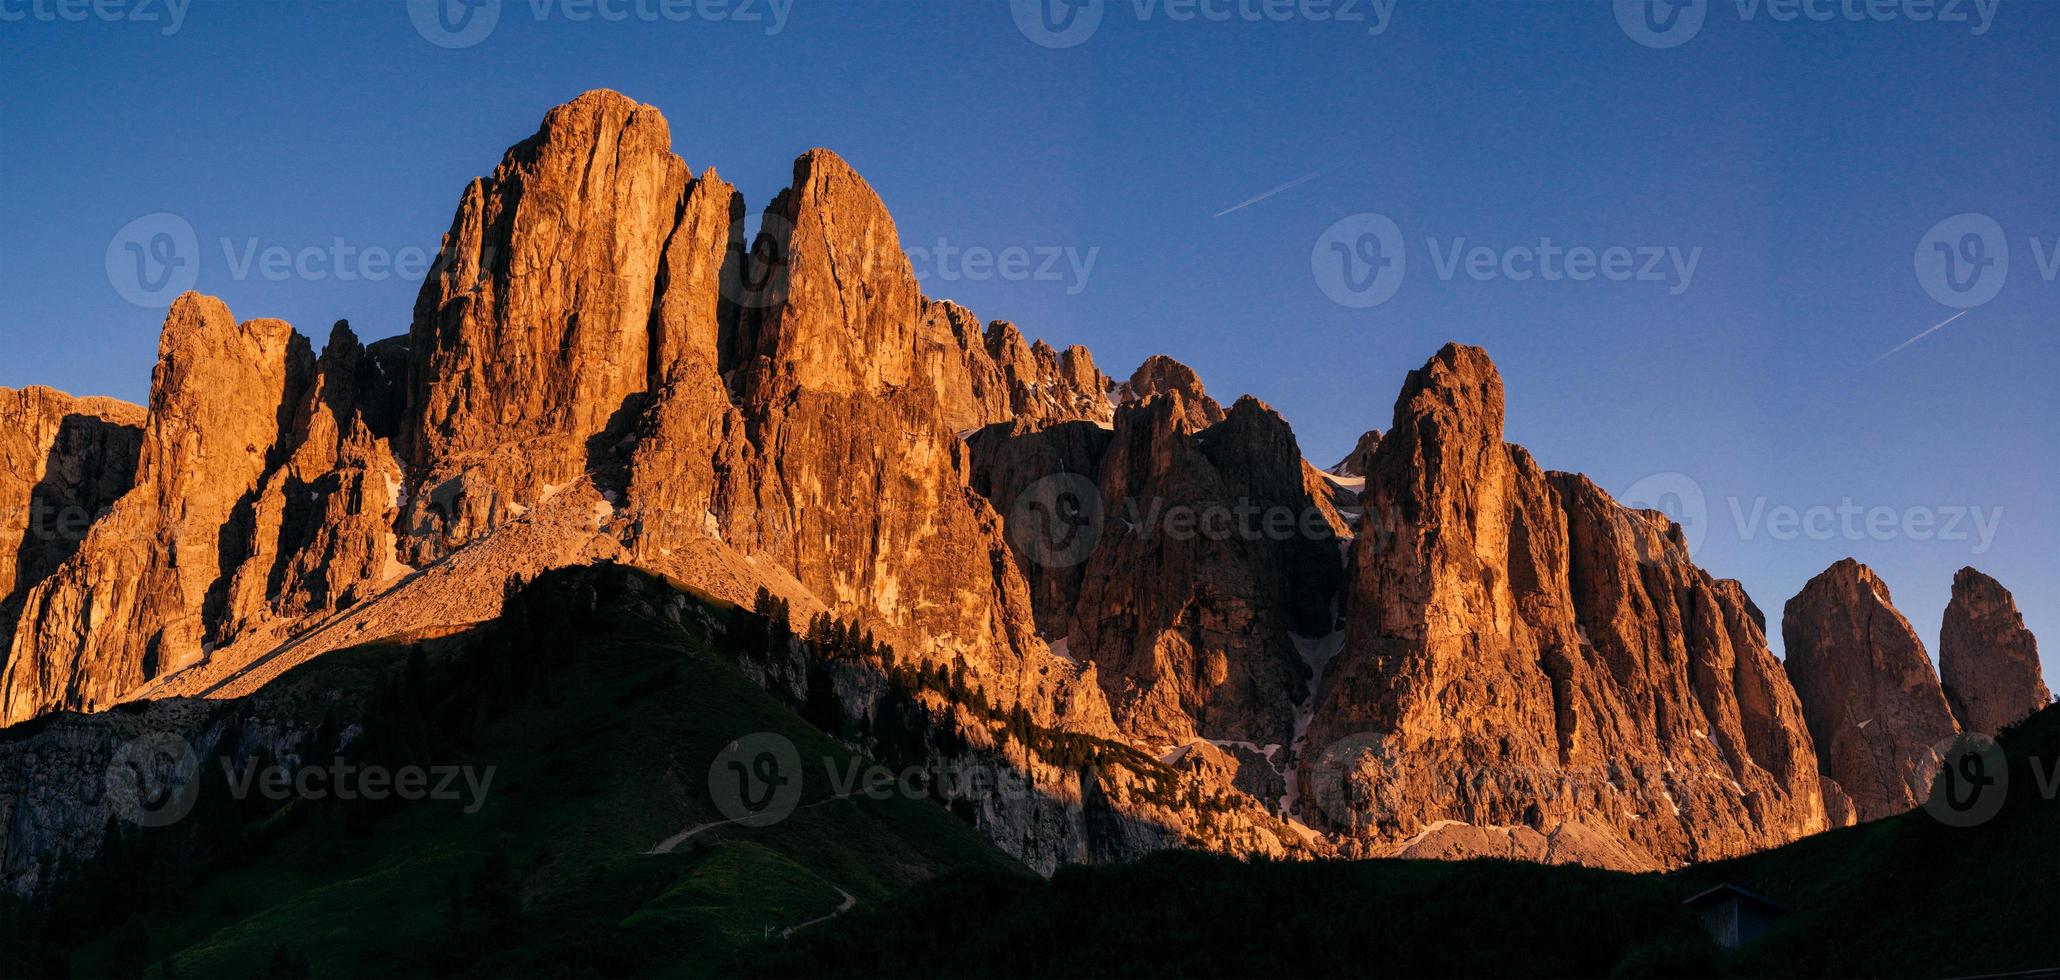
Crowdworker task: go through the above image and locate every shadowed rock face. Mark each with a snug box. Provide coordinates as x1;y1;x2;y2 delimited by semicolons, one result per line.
1940;567;2049;735
970;361;1349;753
3;295;310;724
217;321;409;635
1328;429;1381;478
1065;392;1346;749
1298;345;1827;868
0;388;145;656
966;418;1114;630
1783;559;1961;823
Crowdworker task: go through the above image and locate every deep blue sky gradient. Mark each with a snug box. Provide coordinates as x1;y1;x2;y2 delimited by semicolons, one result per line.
2;0;2054;672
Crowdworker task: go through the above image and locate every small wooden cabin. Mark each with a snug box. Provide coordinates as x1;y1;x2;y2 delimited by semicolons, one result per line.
1682;882;1788;949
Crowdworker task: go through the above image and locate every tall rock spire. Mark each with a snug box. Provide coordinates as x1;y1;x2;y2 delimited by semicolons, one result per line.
1940;566;2050;735
402;89;693;560
3;294;309;723
1783;559;1960;822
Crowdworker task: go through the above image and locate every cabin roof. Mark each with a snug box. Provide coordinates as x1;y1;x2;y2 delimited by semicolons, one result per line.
1682;881;1788;913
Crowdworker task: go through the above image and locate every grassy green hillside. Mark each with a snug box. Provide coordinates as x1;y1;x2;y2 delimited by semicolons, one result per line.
2;565;1025;979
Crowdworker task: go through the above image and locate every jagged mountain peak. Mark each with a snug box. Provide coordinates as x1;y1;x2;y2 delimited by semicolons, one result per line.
1386;342;1505;442
1328;429;1382;478
1117;354;1223;430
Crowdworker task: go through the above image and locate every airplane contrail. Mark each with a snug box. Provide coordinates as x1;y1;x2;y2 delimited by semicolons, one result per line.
1212;169;1329;218
1865;309;1968;368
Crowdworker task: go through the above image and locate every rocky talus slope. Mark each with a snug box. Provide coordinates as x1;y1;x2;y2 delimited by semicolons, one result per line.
0;90;2049;883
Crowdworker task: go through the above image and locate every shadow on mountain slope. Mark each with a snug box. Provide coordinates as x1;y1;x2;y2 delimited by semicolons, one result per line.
4;563;2052;979
758;707;2060;979
0;564;1031;979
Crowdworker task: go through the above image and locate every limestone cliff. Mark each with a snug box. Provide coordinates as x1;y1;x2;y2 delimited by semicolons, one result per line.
0;387;144;656
402;90;691;562
3;295;308;724
1299;345;1827;868
1782;559;1960;823
1939;567;2050;736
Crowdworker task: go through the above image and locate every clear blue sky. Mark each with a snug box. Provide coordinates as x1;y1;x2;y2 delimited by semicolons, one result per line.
3;1;2054;675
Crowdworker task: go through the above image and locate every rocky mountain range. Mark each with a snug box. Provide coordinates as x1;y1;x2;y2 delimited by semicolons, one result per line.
0;91;2048;887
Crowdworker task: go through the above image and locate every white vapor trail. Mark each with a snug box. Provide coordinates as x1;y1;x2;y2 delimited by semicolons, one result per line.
1866;310;1969;367
1213;169;1328;218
